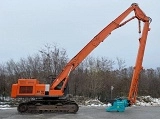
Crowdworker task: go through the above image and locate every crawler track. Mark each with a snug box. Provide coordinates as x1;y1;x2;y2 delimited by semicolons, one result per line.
17;99;79;113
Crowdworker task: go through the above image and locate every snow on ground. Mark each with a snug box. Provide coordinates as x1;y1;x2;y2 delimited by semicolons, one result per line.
84;99;107;107
0;96;160;110
136;96;160;106
0;101;11;109
83;96;160;107
0;104;11;110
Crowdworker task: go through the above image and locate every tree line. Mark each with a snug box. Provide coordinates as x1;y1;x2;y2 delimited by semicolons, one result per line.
0;44;160;101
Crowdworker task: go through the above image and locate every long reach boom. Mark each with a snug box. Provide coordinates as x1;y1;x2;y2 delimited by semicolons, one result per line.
11;3;151;113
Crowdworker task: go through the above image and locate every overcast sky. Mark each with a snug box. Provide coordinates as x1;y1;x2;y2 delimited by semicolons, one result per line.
0;0;159;69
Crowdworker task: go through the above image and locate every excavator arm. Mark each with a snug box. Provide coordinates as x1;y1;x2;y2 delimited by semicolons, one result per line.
128;20;150;104
50;3;151;97
106;19;151;112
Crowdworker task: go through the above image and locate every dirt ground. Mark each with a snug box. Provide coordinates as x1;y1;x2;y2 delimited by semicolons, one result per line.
0;106;160;119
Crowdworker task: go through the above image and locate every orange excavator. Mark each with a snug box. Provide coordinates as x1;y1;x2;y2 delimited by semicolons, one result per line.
11;3;151;113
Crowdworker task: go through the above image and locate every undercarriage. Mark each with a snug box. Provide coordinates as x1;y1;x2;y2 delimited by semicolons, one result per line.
17;99;79;113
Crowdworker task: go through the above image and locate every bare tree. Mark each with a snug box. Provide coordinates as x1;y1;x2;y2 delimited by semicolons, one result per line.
39;44;68;84
0;65;7;100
